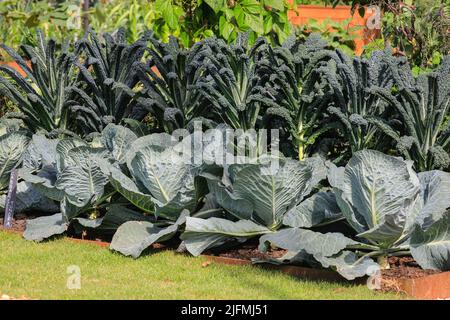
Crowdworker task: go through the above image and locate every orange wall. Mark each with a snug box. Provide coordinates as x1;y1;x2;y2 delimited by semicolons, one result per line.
288;4;380;55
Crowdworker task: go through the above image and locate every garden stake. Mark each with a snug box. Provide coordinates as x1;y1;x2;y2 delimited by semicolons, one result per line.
3;168;18;229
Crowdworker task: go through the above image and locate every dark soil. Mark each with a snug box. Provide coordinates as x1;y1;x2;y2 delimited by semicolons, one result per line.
0;214;32;233
70;227;114;243
207;245;287;261
379;256;441;293
204;237;287;261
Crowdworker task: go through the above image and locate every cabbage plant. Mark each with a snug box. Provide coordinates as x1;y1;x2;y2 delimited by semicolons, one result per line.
21;124;148;242
0;129;30;213
99;132;214;257
181;156;329;256
259;150;450;279
2;134;61;215
0;130;30;191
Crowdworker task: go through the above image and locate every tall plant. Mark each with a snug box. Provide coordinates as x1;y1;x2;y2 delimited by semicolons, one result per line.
371;55;450;171
0;30;79;136
196;33;269;130
137;35;209;133
324;47;404;153
67;29;150;135
259;34;337;160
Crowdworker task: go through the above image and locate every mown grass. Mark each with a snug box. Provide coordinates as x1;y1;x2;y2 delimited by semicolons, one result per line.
0;232;406;300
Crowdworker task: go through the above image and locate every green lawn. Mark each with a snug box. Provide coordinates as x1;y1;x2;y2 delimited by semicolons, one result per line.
0;232;405;300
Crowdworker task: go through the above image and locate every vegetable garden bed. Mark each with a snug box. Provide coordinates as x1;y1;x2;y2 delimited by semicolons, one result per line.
1;26;449;301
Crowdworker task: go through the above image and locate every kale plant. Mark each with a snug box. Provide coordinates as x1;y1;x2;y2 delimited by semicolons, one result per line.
258;34;338;160
67;29;150;135
196;33;269;130
137;36;209;133
324;47;404;153
371;55;450;171
0;30;79;136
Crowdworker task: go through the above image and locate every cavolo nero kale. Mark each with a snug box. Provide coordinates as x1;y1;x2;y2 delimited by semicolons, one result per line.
370;55;450;171
258;34;338;160
137;36;209;133
323;47;406;155
195;33;269;130
0;30;79;136
67;29;151;135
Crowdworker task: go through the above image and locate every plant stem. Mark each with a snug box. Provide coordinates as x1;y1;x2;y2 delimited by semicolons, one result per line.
298;143;304;161
377;255;390;269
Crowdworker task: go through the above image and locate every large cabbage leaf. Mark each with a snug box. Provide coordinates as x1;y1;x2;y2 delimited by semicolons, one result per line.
259;227;360;257
101;124;137;164
103;134;204;220
258;227;379;280
329;150;421;246
181;217;272;256
0;131;30;190
101;163;156;213
413;170;450;229
410;211;450;271
110;210;189;258
55;146;111;208
203;157;319;230
23;213;68;242
283;191;342;228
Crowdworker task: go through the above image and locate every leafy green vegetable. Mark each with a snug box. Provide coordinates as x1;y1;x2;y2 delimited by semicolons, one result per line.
410;211;450;271
209;157;322;229
260;150;450;278
137;36;208;132
0;130;30;190
22;125;139;240
329;149;420;247
282;191;342;229
99;133;217;257
371;55;450;171
181;156;326;256
0;30;78;135
182;217;271;256
102;133;205;219
259;34;338;159
324;47;408;154
196;34;269;130
23;213;68;242
110;210;188;258
67;29;150;135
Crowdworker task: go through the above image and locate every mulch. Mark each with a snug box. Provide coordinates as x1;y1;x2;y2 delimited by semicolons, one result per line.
0;214;31;232
205;238;287;260
379;256;441;293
